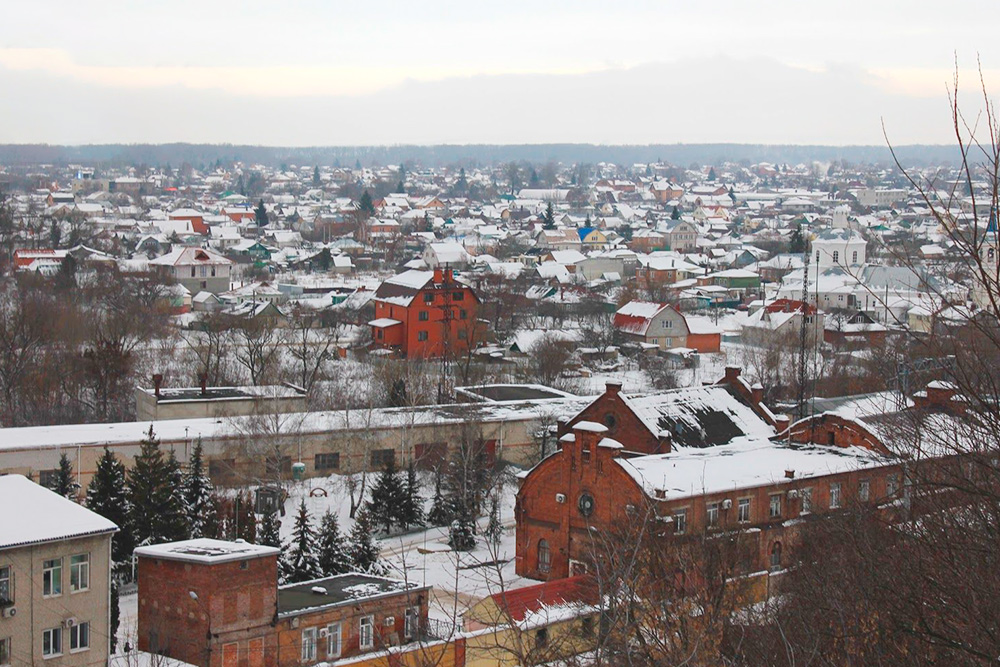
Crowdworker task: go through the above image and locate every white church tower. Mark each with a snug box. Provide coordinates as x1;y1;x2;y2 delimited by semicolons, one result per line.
812;206;866;270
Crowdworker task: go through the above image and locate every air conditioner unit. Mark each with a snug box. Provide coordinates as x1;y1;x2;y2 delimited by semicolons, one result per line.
0;607;15;618
555;493;566;504
384;617;395;627
319;629;329;638
787;489;799;500
63;617;78;628
721;499;733;510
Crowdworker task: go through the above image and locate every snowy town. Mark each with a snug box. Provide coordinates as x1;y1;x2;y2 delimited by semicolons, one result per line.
0;147;997;666
1;2;999;665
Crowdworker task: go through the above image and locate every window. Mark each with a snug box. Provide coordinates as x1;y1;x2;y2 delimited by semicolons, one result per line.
326;623;341;658
404;607;418;639
190;267;196;278
538;539;551;573
706;502;719;527
832;250;839;263
457;329;467;340
581;616;594;637
535;628;548;648
43;627;62;657
800;487;813;514
43;558;62;597
663;320;673;329
673;509;688;534
211;267;216;277
200;265;207;277
423;293;434;303
418;310;429;321
315;453;340;471
460;309;467;320
737;498;751;523
887;473;899;496
70;554;89;593
38;469;58;489
69;622;89;652
769;494;782;518
770;542;782;571
301;627;317;661
453;291;465;301
852;250;858;264
859;479;870;502
0;566;10;605
830;482;842;509
360;615;374;650
370;449;395;468
0;637;9;666
417;330;428;341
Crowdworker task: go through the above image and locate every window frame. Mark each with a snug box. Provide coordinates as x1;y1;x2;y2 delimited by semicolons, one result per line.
830;482;842;509
70;554;89;593
737;498;751;523
0;565;10;605
69;622;90;653
769;494;781;519
887;473;899;496
43;627;63;658
537;539;551;573
417;330;429;342
301;627;318;662
404;607;419;640
43;558;62;597
0;637;10;666
800;487;813;515
326;622;341;658
859;479;870;502
314;452;340;471
418;310;429;322
706;502;719;528
359;615;375;651
673;508;688;535
769;542;782;572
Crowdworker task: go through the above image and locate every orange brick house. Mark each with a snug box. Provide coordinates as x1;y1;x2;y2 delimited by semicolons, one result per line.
369;268;481;358
514;372;904;582
135;538;430;667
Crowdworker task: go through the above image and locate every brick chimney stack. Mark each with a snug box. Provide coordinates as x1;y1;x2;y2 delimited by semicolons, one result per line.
152;374;163;399
433;267;443;283
605;380;623;397
723;367;742;384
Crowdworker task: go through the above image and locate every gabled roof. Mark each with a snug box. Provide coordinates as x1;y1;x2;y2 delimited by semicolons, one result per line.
484;575;598;623
0;475;117;550
149;246;232;267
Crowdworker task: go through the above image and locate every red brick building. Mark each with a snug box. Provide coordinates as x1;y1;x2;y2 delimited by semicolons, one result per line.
135;539;430;667
515;371;903;582
369;268;481;358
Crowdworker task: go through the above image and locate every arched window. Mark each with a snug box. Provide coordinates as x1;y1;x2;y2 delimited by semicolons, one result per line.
832;250;840;264
770;541;782;571
538;540;551;573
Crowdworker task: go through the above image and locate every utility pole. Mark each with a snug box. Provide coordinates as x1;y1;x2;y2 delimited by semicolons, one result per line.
796;241;811;422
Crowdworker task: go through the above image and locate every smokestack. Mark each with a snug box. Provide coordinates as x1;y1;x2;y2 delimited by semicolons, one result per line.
152;374;163;399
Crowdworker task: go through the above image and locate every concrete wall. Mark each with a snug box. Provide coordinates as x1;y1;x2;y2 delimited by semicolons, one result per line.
135;389;309;422
0;533;113;666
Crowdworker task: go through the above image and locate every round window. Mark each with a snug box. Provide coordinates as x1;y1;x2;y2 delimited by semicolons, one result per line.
603;413;617;429
578;492;596;517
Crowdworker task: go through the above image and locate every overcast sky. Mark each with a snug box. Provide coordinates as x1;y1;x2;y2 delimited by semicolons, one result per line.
1;1;997;146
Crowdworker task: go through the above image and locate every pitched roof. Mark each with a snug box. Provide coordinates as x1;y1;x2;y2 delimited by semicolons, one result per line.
485;575;598;623
0;475;117;550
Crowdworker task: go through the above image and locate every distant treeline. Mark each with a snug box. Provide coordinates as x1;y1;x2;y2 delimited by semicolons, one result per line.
0;143;962;170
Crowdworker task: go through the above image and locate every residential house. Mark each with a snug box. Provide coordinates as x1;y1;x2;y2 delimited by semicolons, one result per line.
370;268;480;358
659;219;699;252
613;301;688;350
149;246;233;295
422;241;471;269
0;475;117;666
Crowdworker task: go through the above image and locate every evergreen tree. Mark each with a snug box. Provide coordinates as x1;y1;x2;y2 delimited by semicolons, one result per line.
281;501;322;583
396;180;406;194
184;438;213;538
543;202;555;230
255;199;269;227
708;167;717;181
448;505;477;552
86;447;134;564
349;508;384;575
359;190;375;217
127;426;187;547
110;579;120;654
52;452;76;498
366;459;405;534
530;167;540;187
399;462;424;531
50;220;61;248
484;490;503;548
164;450;191;541
790;224;807;254
427;469;452;527
317;510;352;576
671;206;681;220
388;378;407;407
258;504;282;548
312;165;321;187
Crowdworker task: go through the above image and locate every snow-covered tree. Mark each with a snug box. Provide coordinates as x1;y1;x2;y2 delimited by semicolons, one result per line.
366;459;405;534
52;452;76;498
164;449;191;541
449;509;477;552
317;510;352;576
184;438;213;538
399;461;424;531
484;489;503;548
86;447;134;565
281;501;322;583
349;508;384;575
427;469;452;527
127;426;187;546
258;504;282;549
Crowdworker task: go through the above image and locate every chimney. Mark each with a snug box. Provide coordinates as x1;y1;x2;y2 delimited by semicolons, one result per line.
605;380;622;397
785;469;796;479
444;267;454;283
774;414;791;433
751;382;764;404
198;372;208;397
433;267;443;283
152;374;163;399
723;367;741;384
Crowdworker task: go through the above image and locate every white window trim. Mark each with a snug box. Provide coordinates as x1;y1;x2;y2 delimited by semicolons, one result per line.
70;554;90;594
326;622;342;658
43;558;62;598
42;627;63;658
69;622;90;653
737;497;751;523
360;615;375;650
301;627;317;662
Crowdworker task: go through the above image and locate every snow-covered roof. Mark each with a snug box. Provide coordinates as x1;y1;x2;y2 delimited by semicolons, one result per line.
0;475;117;550
134;538;279;564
